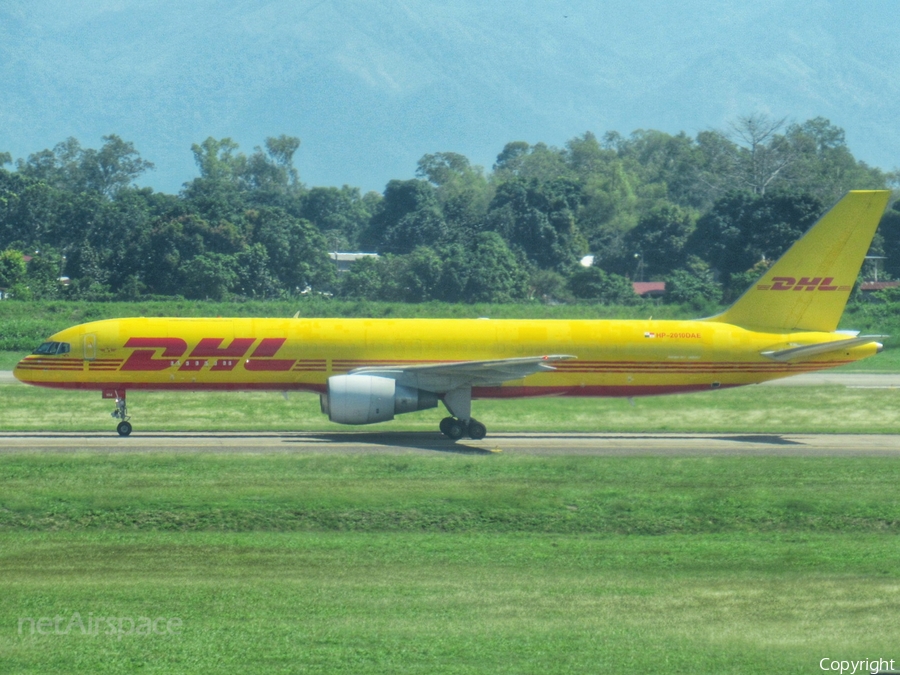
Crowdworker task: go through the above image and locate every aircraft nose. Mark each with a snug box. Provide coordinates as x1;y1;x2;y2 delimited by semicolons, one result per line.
12;357;30;383
876;342;884;354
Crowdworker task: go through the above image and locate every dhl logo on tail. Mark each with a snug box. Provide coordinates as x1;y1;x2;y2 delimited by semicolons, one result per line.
756;277;852;292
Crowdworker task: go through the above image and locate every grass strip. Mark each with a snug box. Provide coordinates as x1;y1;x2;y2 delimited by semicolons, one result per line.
1;531;898;673
2;432;898;672
1;453;899;535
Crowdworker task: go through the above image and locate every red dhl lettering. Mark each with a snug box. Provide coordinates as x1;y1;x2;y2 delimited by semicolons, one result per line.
121;338;188;371
184;338;255;371
120;337;295;372
245;338;294;371
770;276;796;291
756;276;849;292
793;276;822;291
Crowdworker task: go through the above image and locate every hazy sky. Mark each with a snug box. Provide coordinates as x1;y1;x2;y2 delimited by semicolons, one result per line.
1;0;897;194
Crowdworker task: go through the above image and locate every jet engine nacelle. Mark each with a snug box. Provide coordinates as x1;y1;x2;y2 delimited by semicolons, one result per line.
321;374;438;425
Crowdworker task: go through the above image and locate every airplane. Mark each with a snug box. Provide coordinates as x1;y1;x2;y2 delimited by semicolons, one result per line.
13;190;892;438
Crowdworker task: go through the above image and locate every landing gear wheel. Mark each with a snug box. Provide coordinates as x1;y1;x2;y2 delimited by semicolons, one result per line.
467;419;487;440
441;418;466;440
111;394;131;436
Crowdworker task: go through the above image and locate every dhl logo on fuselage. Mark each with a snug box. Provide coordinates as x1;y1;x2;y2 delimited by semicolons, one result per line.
121;337;295;372
756;276;852;292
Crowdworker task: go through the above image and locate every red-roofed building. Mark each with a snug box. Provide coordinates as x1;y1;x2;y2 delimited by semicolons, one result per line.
859;281;900;293
632;281;666;298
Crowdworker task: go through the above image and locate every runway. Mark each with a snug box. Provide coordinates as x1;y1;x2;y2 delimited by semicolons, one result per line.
1;430;899;456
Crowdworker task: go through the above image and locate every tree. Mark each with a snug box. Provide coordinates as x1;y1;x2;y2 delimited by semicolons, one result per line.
362;179;448;254
181;253;238;300
82;135;155;197
528;268;570;303
0;177;58;247
565;132;613;178
182;137;249;222
190;137;246;183
339;255;386;300
438;232;528;303
574;158;642;257
493;141;530;174
0;248;26;288
621;202;697;278
301;185;374;250
249;207;335;292
142;217;206;295
493;142;571;183
664;257;722;309
781;118;887;203
235;244;279;298
486;177;585;271
613;129;703;208
877;200;900;279
692;130;741;208
568;265;638;305
728;114;793;196
16;136;153;198
64;240;108;294
394;246;444;302
23;249;64;299
416;152;490;239
256;135;301;186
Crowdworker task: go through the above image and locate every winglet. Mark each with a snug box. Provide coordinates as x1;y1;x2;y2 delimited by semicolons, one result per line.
706;190;891;332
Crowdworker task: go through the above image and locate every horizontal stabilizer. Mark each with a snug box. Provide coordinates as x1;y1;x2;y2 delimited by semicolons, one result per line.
760;336;887;362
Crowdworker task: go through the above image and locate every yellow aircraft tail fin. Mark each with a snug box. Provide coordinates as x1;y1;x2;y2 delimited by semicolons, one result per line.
707;190;891;332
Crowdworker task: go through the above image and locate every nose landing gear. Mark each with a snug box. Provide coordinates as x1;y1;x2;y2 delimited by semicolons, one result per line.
109;392;132;436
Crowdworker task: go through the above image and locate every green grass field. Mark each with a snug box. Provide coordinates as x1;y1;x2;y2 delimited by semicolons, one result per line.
1;453;899;673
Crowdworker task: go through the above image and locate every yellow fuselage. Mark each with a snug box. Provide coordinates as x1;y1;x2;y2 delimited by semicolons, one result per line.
13;317;878;397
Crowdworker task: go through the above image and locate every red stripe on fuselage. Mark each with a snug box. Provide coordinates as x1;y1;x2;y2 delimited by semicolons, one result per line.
16;380;739;398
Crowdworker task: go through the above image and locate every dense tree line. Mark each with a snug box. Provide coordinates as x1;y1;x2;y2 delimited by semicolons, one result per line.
0;115;897;306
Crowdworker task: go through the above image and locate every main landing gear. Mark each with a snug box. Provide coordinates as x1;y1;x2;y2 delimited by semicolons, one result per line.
439;416;487;440
110;393;132;437
439;386;487;440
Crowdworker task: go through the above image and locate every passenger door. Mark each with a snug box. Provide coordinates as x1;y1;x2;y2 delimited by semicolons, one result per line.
83;334;97;361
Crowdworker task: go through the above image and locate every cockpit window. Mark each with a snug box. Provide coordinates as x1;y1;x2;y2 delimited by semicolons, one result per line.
33;341;71;355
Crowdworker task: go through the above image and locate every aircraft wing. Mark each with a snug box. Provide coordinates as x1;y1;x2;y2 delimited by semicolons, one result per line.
349;354;576;392
760;335;887;362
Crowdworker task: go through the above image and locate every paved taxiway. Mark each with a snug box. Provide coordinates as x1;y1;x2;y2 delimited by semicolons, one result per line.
1;431;898;456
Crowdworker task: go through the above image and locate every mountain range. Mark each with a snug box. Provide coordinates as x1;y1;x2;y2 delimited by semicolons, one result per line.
1;0;897;194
